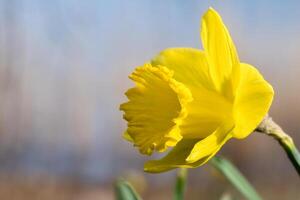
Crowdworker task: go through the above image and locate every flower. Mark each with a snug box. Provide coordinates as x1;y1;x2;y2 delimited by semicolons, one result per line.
120;8;274;173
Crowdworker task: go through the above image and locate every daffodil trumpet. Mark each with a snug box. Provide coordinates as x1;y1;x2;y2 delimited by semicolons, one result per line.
120;8;274;173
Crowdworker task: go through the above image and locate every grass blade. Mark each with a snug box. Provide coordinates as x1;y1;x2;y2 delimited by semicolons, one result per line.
210;156;262;200
115;179;142;200
173;168;188;200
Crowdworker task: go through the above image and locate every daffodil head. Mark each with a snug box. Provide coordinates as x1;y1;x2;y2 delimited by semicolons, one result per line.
120;8;274;173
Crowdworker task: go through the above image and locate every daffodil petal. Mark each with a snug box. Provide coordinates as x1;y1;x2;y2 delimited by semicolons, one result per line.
144;139;208;173
120;64;193;155
151;48;214;90
144;130;232;173
151;48;233;139
201;8;240;98
179;87;233;138
233;63;274;139
186;123;234;163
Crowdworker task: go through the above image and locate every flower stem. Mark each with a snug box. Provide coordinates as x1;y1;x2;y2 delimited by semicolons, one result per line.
173;168;188;200
256;116;300;176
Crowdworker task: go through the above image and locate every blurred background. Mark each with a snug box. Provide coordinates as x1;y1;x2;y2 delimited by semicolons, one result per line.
0;0;299;199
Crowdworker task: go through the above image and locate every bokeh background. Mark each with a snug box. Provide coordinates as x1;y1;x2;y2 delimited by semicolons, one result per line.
0;0;299;199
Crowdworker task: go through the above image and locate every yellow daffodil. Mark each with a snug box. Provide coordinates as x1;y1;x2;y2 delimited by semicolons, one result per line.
120;8;274;173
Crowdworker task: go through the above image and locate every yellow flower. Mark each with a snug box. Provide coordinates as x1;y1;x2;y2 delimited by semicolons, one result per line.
120;8;274;173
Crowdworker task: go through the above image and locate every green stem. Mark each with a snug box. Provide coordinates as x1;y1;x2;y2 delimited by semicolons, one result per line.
173;168;188;200
256;116;300;176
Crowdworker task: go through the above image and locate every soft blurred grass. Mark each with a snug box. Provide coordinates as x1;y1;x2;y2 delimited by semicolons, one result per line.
0;176;298;200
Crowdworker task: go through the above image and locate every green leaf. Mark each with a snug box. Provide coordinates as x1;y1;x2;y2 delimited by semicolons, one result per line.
210;156;262;200
173;168;188;200
115;179;142;200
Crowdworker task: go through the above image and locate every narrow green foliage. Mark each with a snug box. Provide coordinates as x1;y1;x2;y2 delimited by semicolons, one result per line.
173;168;188;200
210;156;262;200
115;179;142;200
